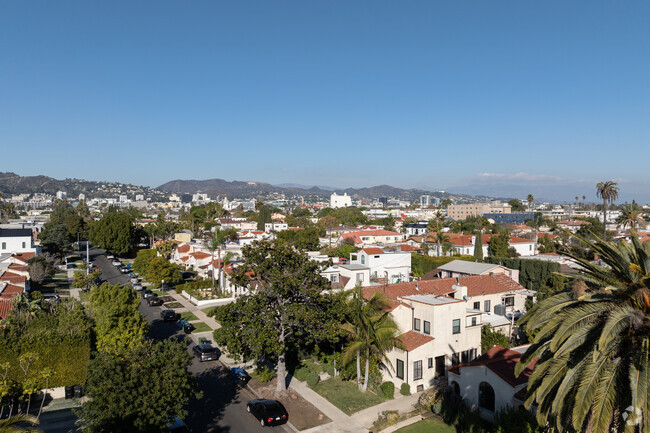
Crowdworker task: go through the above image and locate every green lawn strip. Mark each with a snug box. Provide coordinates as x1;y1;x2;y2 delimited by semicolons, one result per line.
180;311;199;321
190;322;212;333
311;377;386;415
394;417;456;433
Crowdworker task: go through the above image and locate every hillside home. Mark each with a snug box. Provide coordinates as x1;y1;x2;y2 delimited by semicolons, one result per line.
349;247;411;284
447;345;537;422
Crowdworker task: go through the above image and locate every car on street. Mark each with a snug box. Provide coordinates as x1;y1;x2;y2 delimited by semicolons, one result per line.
167;416;190;433
231;367;250;387
111;259;121;267
148;297;163;306
192;344;219;362
141;289;153;299
246;399;288;427
42;293;61;303
130;276;139;284
106;254;114;260
133;283;143;291
161;309;178;322
120;266;130;274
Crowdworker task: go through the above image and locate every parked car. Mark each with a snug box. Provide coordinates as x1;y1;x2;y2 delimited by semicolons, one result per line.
130;276;139;284
179;320;194;334
132;283;143;291
120;266;130;274
42;293;61;303
106;254;114;260
148;297;163;307
246;400;288;427
141;289;153;299
111;260;121;267
231;367;250;387
161;310;178;322
192;344;219;362
167;417;190;433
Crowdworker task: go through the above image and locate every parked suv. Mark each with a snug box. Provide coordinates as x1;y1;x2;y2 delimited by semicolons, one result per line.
192;344;219;362
148;297;163;307
161;310;178;322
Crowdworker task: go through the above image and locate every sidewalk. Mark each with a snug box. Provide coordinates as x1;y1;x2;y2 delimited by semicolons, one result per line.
351;392;422;430
166;290;221;330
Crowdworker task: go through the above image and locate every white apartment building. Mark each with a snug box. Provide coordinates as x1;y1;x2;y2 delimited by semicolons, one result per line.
330;193;352;209
0;228;40;255
447;202;511;221
349;247;411;284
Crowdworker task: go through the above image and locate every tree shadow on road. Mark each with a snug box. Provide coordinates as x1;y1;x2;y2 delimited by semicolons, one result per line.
185;366;239;433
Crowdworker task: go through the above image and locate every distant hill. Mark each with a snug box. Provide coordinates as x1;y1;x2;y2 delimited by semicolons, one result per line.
0;172;64;195
157;178;453;201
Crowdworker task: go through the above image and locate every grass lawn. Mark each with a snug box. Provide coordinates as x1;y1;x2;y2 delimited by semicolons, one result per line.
395;417;455;433
200;307;215;316
311;377;386;415
191;322;212;333
180;311;199;321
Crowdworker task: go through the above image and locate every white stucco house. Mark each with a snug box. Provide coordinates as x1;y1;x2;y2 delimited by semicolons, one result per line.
349;247;411;284
447;345;537;422
330;193;352;209
0;228;40;255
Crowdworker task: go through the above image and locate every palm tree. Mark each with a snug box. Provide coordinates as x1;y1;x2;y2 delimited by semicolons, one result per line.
517;232;650;433
596;181;619;238
342;286;404;392
434;232;450;257
207;229;230;292
617;201;647;231
527;194;534;212
0;414;41;433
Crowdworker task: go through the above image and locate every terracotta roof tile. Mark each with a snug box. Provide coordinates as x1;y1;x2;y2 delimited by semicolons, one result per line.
189;251;211;260
449;345;538;387
0;300;13;319
361;248;384;255
399;330;434;351
177;244;190;253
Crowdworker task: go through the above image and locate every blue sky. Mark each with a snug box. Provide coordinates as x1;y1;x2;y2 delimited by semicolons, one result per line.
1;1;649;202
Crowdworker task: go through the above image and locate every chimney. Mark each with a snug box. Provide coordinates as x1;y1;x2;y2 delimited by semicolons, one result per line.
452;283;468;301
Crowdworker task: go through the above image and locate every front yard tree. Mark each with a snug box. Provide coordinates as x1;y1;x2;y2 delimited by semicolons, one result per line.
213;239;340;395
79;339;195;433
89;211;136;255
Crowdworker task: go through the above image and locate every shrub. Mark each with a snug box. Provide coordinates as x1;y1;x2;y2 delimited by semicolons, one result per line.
255;365;275;383
306;372;320;387
400;383;411;396
326;365;335;376
380;381;395;399
294;366;309;382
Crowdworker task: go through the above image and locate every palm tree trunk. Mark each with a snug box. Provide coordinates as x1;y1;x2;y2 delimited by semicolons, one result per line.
38;378;48;418
603;198;607;238
361;356;370;392
211;251;215;292
356;352;361;390
217;246;222;291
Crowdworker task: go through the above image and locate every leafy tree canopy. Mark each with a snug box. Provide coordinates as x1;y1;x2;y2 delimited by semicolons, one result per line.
508;199;526;212
89;211;136;255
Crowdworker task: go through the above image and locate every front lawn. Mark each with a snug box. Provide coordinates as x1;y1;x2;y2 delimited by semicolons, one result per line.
190;322;212;333
395;417;456;433
311;377;386;415
180;311;199;321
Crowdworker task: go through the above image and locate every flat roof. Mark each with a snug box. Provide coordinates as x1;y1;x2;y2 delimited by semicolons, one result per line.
402;294;460;306
437;260;502;275
339;264;370;271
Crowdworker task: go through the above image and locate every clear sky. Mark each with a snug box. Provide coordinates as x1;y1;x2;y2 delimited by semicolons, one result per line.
1;1;649;202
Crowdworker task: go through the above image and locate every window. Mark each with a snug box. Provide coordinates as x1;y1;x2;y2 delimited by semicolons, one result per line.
484;300;491;313
503;296;514;307
413;318;421;332
22;242;26;248
428;358;433;369
374;255;380;258
356;273;364;282
451;353;460;365
473;301;480;310
361;256;365;265
452;319;461;334
330;275;338;282
423;320;430;335
396;359;404;379
479;382;495;412
471;317;477;326
351;255;357;261
1;242;5;250
414;360;423;380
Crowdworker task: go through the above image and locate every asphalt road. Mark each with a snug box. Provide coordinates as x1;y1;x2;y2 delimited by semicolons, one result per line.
96;249;278;433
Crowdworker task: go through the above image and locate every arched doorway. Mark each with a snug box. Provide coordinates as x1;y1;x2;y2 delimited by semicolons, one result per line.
479;382;495;412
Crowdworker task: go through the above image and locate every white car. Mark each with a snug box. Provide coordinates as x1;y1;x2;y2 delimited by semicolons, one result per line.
106;254;114;260
112;260;121;267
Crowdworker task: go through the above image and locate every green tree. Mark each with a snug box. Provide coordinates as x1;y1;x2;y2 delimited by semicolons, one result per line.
213;239;341;395
206;228;238;291
617;201;646;231
72;267;102;292
517;232;650;433
596;180;619;239
342;286;404;392
78;339;195;433
144;257;182;286
473;231;484;261
508;199;526;212
89;211;136;255
480;324;509;353
257;205;272;231
276;226;322;251
318;215;339;247
132;249;157;275
527;194;534;211
488;234;510;258
89;283;148;354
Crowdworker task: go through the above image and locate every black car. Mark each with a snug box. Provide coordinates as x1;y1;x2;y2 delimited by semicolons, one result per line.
141;289;153;299
246;399;288;427
161;310;178;322
192;344;219;361
148;297;163;306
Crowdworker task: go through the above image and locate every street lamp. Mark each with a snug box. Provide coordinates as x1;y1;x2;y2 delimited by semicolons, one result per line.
161;279;165;292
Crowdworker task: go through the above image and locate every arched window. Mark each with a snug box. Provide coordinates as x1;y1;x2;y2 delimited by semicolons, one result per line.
451;381;460;396
479;382;495;412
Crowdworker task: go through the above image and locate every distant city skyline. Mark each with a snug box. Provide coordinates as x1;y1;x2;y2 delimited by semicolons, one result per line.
2;2;649;202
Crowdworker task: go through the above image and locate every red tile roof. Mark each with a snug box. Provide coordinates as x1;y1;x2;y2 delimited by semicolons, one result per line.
448;345;538;387
11;252;35;263
8;263;29;272
399;330;435;351
364;274;524;301
413;232;534;247
176;244;190;253
0;272;26;284
396;244;422;252
361;248;384;255
0;284;24;297
190;251;211;260
0;300;13;319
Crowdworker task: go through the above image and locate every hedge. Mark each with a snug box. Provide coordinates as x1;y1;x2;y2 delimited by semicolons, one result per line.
380;381;395;399
306;372;320;387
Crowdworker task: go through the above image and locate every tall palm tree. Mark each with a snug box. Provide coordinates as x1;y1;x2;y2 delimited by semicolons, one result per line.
0;414;41;433
517;232;650;433
434;232;450;257
617;202;647;232
527;194;534;212
342;286;404;392
596;181;619;238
